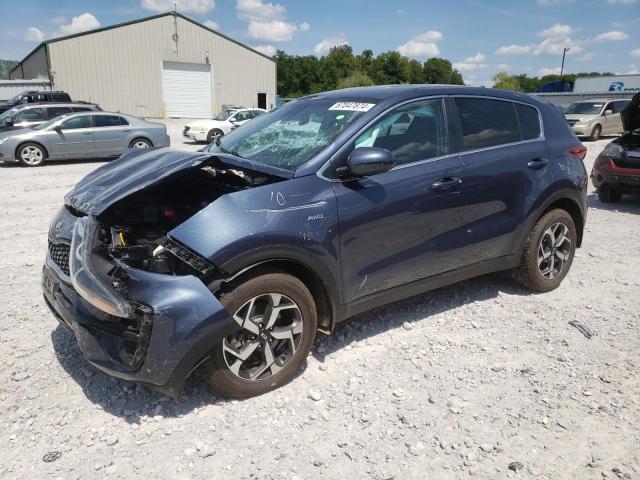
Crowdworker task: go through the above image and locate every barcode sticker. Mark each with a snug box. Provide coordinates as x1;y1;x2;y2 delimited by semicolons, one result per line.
328;102;376;112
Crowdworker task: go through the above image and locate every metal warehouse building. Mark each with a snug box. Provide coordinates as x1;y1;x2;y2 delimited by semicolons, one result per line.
10;12;277;118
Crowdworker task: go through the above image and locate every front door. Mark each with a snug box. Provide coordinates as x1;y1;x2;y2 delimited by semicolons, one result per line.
48;115;95;159
333;97;468;303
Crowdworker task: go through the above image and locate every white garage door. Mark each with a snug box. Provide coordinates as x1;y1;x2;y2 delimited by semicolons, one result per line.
162;62;212;118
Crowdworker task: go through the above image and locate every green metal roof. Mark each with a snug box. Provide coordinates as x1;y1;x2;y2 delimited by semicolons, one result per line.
10;10;275;76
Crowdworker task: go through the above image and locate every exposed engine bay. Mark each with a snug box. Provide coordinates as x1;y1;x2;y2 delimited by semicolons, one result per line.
95;162;282;277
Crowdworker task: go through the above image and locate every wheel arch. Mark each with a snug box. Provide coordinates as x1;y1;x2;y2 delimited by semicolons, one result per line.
15;140;49;160
129;136;153;148
540;197;584;247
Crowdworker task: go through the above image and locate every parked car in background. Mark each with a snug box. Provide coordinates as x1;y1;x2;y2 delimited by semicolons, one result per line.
42;86;587;399
0;103;102;132
591;93;640;202
0;90;72;114
183;108;266;143
565;98;630;140
0;112;169;166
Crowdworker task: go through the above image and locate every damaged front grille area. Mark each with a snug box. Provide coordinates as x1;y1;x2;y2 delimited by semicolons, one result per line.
48;241;71;275
164;237;217;276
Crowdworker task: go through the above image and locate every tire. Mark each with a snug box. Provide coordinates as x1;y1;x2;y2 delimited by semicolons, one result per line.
205;271;317;398
206;129;224;144
589;125;601;141
598;189;622;203
512;209;577;293
16;142;46;167
129;138;152;149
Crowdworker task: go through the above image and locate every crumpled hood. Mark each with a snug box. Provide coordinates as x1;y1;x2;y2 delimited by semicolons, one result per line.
65;148;211;216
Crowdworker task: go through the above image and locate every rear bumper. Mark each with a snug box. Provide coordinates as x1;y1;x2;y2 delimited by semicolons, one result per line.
591;168;640;193
42;213;235;398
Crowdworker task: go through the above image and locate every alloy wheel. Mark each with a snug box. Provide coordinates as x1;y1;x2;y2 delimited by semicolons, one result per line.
222;293;303;381
20;145;43;165
537;222;571;280
132;140;150;149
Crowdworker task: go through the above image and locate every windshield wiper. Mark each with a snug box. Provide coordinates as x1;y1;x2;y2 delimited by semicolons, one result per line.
215;139;244;158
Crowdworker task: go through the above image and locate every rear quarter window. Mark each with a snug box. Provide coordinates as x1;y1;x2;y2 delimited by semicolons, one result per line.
454;98;521;150
515;104;541;140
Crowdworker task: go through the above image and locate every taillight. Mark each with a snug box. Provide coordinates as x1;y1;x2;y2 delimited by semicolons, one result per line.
593;155;613;172
568;145;587;161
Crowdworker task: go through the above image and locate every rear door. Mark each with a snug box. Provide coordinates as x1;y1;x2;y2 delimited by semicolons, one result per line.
449;96;550;264
48;115;95;158
333;97;468;302
93;115;130;156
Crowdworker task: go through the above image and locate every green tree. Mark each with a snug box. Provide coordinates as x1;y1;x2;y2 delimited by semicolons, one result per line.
336;71;374;89
422;58;464;85
492;71;521;91
0;60;18;80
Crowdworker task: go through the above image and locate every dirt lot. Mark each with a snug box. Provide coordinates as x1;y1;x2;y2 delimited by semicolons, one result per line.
1;130;639;480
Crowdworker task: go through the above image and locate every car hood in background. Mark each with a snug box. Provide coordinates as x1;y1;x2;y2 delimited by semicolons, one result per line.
565;114;595;122
621;93;640;132
65;148;293;216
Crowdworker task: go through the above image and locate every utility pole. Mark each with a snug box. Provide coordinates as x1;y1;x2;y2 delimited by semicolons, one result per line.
560;47;570;80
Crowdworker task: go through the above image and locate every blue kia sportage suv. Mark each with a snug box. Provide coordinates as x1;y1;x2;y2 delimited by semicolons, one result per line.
43;85;588;398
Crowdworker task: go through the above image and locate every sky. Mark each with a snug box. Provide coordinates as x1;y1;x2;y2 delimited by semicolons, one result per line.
1;0;639;86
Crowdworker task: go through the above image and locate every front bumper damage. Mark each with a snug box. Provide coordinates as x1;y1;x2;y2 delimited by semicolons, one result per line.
42;208;235;398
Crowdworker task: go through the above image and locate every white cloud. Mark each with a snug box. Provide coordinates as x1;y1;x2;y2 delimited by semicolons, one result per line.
397;31;443;58
203;19;219;29
496;63;511;70
594;30;630;42
141;0;215;13
247;19;297;42
24;27;44;42
463;52;486;63
631;48;640;58
577;52;596;61
314;33;349;55
453;62;488;71
626;67;640;74
50;16;66;25
496;37;583;56
253;44;277;56
298;21;310;32
537;67;561;76
539;23;574;37
59;13;101;35
236;0;285;21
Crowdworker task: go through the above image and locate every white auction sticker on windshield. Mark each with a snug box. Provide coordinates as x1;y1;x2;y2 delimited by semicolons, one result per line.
329;102;376;112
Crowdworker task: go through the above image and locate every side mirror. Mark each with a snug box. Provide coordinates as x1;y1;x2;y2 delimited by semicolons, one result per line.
604;109;613;116
346;147;395;177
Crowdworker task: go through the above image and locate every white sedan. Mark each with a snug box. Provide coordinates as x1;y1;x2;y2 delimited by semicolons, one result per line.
183;108;266;143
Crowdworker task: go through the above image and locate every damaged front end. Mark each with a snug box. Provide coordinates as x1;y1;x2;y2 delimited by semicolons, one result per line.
43;148;290;397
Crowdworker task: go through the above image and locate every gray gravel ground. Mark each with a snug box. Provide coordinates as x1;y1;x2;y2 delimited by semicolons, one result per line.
1;126;639;479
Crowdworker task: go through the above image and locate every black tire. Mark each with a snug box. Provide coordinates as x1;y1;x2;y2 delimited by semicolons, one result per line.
205;271;317;398
128;138;152;149
16;142;47;167
598;189;622;203
206;129;224;144
512;209;577;293
589;124;602;141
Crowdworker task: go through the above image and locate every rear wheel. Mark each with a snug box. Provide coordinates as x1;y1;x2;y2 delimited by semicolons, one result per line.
512;209;576;293
16;142;46;167
598;188;622;203
589;124;602;141
129;138;152;149
207;128;224;144
205;271;317;398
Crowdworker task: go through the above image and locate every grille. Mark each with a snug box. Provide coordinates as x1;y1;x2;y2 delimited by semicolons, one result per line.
49;241;70;275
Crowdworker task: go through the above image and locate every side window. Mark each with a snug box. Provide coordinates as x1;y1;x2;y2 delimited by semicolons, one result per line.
71;107;92;112
14;108;46;122
515;104;541;140
53;93;68;102
253;110;265;118
95;115;128;127
354;98;448;165
61;116;92;130
613;100;630;113
47;107;72;119
234;111;251;121
454;98;520;150
603;102;613;114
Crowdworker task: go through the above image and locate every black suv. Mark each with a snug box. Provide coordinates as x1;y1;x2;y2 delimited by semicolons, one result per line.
0;90;72;114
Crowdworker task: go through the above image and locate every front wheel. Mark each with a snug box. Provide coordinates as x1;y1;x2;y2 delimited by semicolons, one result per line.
207;129;224;144
16;142;47;167
512;209;577;293
589;125;602;141
205;271;317;398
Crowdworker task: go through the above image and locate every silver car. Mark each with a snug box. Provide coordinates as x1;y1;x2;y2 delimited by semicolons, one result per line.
565;98;630;140
0;112;170;166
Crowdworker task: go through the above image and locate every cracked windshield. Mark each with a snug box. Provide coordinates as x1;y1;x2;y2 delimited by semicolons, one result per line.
206;99;373;170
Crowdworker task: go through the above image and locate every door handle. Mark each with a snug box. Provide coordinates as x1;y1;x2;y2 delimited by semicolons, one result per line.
527;158;548;169
82;131;92;135
122;129;130;132
432;177;463;193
